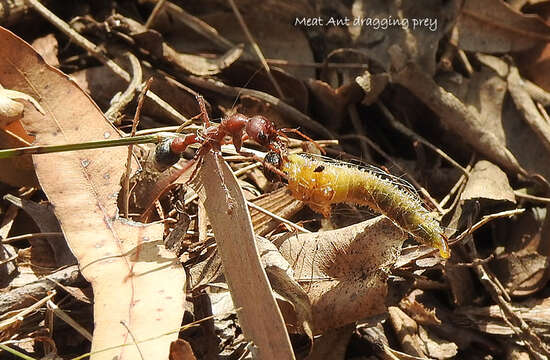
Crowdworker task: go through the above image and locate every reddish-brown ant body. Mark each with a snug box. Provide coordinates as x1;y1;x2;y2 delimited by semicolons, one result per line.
154;96;319;172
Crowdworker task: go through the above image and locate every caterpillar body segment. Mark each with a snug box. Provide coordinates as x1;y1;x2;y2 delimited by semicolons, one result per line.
270;153;450;258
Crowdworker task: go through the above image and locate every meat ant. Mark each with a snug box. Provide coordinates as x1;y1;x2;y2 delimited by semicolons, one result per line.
154;95;319;178
151;96;320;213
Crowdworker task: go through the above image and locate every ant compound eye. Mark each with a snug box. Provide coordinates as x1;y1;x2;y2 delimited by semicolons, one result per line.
258;132;268;144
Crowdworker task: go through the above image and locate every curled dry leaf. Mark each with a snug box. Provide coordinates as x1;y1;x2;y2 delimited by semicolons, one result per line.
490;208;550;296
307;79;364;131
388;306;427;358
507;65;550;155
0;91;23;124
0;27;185;359
277;216;407;333
461;160;516;205
256;235;313;341
491;251;549;296
0;87;44;127
108;15;244;76
443;54;550;181
453;0;550;53
4;193;74;267
31;33;59;67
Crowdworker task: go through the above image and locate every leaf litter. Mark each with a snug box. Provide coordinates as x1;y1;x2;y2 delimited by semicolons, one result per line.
1;1;550;359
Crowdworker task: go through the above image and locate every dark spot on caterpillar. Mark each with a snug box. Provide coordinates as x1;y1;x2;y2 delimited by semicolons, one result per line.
314;165;325;173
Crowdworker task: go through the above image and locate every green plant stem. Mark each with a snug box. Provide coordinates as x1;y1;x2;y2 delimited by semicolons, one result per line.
0;133;176;159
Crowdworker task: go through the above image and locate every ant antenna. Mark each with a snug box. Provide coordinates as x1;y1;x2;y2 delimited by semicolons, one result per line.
229;65;265;112
279;127;326;155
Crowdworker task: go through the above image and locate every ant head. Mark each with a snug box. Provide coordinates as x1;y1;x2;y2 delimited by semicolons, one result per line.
245;115;278;147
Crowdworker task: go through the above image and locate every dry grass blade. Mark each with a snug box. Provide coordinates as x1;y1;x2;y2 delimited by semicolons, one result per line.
0;27;185;359
191;151;295;360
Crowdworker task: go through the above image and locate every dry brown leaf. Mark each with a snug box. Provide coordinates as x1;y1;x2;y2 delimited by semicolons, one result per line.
72;64;201;120
445;259;477;306
417;325;458;360
507;65;550;155
249;187;304;236
453;0;550;53
458;297;550;338
31;33;59;67
277;216;407;333
0;26;185;359
256;235;313;341
4;194;74;267
191;151;295;360
449;54;550;181
169;339;197;360
107;15;243;76
180;10;316;80
307;79;364;131
490;208;550;296
388;306;426;357
305;325;354;360
461;160;516;205
391;49;526;176
351;0;459;75
492;251;549;296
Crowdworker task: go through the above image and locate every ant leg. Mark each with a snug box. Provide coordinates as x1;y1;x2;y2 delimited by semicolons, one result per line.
279;128;326;155
196;95;210;127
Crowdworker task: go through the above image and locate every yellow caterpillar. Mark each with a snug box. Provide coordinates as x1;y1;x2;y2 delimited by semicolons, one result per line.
265;152;450;258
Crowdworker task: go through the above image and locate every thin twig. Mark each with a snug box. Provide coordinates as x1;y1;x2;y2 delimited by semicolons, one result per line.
226;0;285;99
451;208;526;245
120;321;146;360
440;155;475;212
457;49;474;76
1;232;63;243
123;78;153;217
464;234;550;358
514;191;550;204
247;201;310;234
348;103;371;161
266;58;371;69
105;53;142;124
377;101;469;176
25;0;188;125
144;0;167;29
